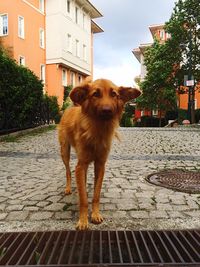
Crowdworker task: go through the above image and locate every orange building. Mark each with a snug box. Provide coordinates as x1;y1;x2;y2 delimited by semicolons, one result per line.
0;0;103;105
133;24;200;118
0;0;46;83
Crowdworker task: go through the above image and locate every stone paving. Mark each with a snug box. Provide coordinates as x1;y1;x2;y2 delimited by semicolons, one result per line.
0;127;200;232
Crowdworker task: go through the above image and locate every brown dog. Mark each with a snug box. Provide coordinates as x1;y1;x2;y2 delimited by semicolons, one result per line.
58;79;141;230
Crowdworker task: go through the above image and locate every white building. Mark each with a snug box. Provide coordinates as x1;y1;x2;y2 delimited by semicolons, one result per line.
45;0;103;104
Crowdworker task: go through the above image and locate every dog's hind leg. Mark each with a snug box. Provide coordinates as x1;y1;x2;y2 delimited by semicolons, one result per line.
60;141;72;195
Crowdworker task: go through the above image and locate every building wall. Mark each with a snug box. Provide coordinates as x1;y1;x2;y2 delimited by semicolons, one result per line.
0;0;101;107
46;0;91;75
0;0;45;79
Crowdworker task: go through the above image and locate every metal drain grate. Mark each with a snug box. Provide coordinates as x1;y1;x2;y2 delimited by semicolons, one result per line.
146;169;200;194
0;230;199;266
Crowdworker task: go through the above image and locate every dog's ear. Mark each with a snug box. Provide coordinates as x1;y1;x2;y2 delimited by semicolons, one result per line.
69;83;89;105
118;87;141;103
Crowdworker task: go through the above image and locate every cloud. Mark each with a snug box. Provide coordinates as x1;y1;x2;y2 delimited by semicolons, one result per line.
91;0;177;85
93;58;140;87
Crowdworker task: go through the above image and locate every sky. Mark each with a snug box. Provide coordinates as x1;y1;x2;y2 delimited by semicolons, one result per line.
90;0;177;87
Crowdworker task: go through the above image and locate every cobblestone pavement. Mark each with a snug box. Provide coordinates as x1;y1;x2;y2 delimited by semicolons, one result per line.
0;127;200;232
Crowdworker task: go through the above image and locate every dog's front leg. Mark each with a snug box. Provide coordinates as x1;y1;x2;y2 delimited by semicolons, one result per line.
75;161;89;230
91;161;105;224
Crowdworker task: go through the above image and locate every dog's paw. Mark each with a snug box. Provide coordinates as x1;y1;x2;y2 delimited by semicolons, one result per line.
65;187;72;195
76;219;89;230
91;212;103;224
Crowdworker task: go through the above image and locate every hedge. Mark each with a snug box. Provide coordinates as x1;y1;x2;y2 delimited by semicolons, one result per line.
0;46;60;131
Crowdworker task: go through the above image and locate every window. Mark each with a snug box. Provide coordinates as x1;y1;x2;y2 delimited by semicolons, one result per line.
70;72;75;86
18;16;24;38
159;29;165;40
76;39;80;57
40;64;45;84
194;99;197;110
166;32;171;40
0;14;8;36
67;34;72;52
39;28;45;48
66;0;71;14
152;109;158;116
19;56;25;66
75;7;79;24
78;75;82;84
62;69;67;86
83;44;87;61
39;0;44;12
83;13;85;29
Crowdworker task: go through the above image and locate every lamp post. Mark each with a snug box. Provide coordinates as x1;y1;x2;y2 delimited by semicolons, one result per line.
186;25;195;124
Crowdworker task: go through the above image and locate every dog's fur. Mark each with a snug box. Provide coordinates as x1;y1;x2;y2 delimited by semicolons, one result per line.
58;79;141;230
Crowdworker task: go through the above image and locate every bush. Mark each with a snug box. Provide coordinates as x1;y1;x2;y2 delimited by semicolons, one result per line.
140;116;166;127
195;109;200;123
0;46;44;130
165;110;178;122
42;95;61;124
178;109;188;124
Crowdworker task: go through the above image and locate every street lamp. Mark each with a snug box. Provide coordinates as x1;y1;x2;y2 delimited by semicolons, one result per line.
182;25;195;124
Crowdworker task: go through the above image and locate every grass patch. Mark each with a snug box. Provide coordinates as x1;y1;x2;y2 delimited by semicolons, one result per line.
0;135;18;142
27;125;57;136
0;125;57;142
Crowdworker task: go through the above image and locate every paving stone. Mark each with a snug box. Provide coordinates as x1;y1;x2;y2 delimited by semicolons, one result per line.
36;201;50;207
183;211;200;217
6;211;29;221
0;204;6;211
29;212;53;221
167;211;185;218
130;211;149;219
1;127;200;230
149;210;169;218
0;197;7;203
47;196;62;203
24;206;39;211
44;203;65;211
6;205;24;211
0;213;8;220
54;211;73;220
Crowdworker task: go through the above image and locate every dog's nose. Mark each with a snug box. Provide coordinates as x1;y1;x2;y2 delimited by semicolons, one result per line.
101;106;112;115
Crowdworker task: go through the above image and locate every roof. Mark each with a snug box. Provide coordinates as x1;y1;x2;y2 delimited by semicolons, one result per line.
132;43;152;62
76;0;103;18
91;20;104;33
149;24;165;37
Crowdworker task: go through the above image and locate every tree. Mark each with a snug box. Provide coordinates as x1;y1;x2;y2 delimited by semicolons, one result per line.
137;0;200;124
137;39;178;126
165;0;200;123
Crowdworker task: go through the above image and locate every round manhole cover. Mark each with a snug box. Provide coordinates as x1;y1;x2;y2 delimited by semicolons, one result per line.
146;169;200;194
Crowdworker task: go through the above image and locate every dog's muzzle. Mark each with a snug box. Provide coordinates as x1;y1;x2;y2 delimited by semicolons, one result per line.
98;106;114;120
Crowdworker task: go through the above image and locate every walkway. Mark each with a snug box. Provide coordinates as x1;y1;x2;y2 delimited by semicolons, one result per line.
0;127;200;231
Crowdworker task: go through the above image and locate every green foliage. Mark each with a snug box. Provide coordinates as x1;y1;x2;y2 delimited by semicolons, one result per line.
165;0;200;83
0;45;44;129
138;116;166;127
165;110;179;121
138;39;177;113
178;109;188;123
62;85;73;111
120;103;135;127
195;109;200;123
63;85;73;101
138;0;200;118
43;95;61;123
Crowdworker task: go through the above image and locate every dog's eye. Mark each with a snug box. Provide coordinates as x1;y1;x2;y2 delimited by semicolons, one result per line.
110;91;117;97
92;90;101;97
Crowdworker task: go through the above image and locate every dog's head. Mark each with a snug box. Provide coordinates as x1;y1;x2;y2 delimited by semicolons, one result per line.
70;79;141;120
